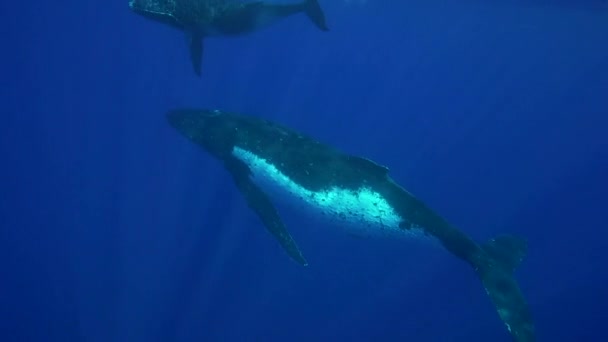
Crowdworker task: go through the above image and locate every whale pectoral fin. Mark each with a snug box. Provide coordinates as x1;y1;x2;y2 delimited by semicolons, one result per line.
188;33;203;76
226;158;308;266
304;0;329;31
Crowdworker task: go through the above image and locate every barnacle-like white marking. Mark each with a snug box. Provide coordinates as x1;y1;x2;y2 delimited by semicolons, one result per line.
233;147;422;238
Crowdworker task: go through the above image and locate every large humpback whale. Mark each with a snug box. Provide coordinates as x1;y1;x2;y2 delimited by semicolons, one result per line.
129;0;328;76
167;108;535;342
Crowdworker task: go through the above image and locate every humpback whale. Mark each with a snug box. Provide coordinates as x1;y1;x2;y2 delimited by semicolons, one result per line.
129;0;328;76
167;108;535;342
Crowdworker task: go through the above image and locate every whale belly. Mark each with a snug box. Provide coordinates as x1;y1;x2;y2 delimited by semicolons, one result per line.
232;147;422;238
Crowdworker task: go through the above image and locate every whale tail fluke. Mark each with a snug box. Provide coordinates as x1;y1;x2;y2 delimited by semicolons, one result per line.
304;0;329;31
474;235;535;342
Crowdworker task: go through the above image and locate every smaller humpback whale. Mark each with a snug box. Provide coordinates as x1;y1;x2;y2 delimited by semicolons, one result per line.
166;109;536;342
129;0;328;76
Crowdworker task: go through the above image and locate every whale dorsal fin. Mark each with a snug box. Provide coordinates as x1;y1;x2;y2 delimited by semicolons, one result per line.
346;155;389;177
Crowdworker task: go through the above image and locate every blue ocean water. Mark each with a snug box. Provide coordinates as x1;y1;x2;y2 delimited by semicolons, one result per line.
1;0;607;341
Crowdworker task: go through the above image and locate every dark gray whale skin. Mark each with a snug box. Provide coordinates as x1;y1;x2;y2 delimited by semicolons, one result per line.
167;108;536;342
129;0;328;75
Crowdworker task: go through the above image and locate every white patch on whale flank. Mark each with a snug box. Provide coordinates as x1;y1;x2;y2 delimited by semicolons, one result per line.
232;147;422;238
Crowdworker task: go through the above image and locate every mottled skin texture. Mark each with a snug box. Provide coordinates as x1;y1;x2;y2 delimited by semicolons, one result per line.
167;109;536;342
129;0;328;75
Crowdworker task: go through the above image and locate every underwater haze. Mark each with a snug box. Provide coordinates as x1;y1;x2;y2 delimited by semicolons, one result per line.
1;0;607;341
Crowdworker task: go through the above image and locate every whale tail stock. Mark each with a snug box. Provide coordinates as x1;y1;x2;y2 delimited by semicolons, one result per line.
304;0;329;31
472;235;535;342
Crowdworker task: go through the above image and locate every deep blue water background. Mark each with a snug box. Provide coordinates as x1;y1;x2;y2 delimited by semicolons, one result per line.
1;0;607;341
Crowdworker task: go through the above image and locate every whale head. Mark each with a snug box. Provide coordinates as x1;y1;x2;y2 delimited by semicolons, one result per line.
129;0;182;29
167;109;235;156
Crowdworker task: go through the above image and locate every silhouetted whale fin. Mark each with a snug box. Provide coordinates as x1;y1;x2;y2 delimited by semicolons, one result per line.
189;33;203;76
305;0;329;31
225;157;308;266
474;235;535;342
